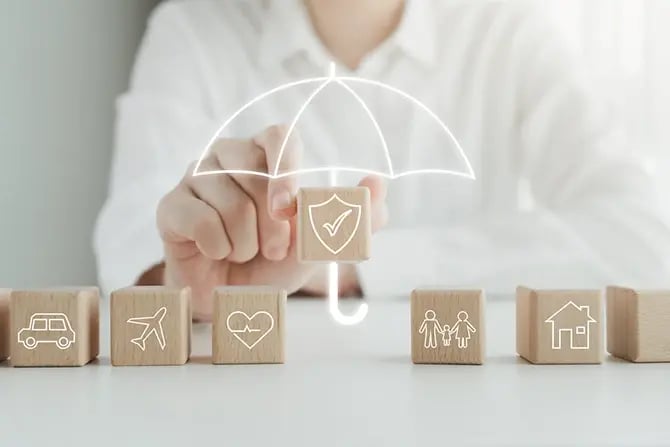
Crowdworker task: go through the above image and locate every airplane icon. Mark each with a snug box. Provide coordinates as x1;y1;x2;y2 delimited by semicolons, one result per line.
126;307;168;351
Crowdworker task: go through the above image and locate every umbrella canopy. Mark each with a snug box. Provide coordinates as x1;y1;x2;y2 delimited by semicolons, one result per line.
193;63;475;182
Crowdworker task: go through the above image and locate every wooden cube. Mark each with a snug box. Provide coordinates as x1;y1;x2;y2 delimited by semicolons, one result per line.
212;287;285;364
110;286;191;366
297;187;371;263
411;289;485;365
516;287;603;364
10;288;99;367
607;286;670;362
0;289;9;362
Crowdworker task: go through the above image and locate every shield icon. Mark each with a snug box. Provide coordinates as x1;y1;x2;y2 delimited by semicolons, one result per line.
308;193;362;255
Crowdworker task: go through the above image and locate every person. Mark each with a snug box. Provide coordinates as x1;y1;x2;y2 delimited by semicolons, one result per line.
94;0;670;320
442;324;452;347
418;310;443;349
451;311;477;349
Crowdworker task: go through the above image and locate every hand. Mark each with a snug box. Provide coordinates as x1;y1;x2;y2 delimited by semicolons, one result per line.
156;125;388;320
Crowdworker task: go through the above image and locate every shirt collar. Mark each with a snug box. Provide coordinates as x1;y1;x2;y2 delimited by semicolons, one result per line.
257;0;438;70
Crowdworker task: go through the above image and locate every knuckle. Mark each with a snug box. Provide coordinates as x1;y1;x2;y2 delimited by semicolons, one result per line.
248;147;268;172
193;210;220;238
221;196;255;222
186;157;216;179
237;198;257;222
186;160;199;174
209;138;229;156
156;191;172;214
184;161;198;179
246;175;269;200
156;188;180;220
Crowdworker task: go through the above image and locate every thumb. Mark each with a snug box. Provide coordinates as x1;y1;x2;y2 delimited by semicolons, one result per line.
358;175;388;232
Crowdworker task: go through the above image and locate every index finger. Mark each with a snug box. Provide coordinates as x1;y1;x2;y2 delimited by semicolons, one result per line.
253;124;303;220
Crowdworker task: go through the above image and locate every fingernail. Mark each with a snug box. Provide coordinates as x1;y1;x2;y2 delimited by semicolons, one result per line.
272;191;292;212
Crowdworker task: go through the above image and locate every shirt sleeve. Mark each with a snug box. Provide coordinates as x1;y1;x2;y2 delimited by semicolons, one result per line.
93;4;218;295
358;7;670;297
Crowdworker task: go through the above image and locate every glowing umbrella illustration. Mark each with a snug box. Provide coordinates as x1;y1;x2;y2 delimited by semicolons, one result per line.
193;63;475;325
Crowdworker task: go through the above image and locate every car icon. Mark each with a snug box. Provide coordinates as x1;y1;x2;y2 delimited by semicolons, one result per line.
17;313;76;350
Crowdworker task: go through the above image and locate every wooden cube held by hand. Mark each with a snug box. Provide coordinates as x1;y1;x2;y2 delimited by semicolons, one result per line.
212;287;285;364
516;287;603;364
10;288;100;367
607;286;670;362
297;187;371;263
110;286;191;366
411;289;485;365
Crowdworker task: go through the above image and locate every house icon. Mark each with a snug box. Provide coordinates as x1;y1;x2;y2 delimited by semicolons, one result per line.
544;301;597;350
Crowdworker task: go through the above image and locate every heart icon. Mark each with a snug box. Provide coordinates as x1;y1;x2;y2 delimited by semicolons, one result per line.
226;311;275;350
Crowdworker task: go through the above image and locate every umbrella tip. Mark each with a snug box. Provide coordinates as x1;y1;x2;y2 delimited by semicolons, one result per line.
328;61;336;79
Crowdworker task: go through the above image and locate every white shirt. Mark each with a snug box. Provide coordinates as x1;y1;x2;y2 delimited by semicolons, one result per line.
94;0;670;297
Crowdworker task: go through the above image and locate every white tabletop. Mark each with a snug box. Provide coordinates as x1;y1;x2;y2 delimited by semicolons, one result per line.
0;296;668;447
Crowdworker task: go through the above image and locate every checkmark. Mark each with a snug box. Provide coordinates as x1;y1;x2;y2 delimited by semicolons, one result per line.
322;209;353;237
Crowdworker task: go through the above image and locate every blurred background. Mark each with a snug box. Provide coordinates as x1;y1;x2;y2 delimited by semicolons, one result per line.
542;0;670;163
1;1;160;287
1;0;669;288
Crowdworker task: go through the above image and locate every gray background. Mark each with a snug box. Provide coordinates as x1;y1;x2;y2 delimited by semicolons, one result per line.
0;0;159;288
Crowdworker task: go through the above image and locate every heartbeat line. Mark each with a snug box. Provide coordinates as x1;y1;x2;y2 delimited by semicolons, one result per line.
229;325;262;334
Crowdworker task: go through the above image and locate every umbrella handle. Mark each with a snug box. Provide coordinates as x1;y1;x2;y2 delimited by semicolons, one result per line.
328;262;368;325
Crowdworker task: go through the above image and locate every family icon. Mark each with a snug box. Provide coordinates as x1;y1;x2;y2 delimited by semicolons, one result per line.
418;310;477;350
